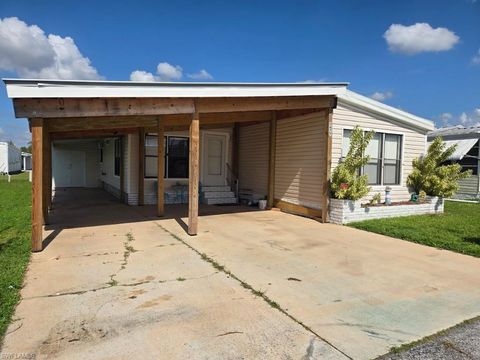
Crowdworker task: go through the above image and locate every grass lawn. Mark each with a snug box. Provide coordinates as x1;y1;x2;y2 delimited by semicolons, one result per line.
0;172;31;342
349;200;480;258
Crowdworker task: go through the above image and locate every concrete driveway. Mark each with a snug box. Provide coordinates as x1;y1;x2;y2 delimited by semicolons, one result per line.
2;189;480;359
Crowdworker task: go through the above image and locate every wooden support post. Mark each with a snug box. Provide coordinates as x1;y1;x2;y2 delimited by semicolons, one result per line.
157;119;165;216
188;112;200;235
119;136;124;203
321;109;333;223
47;140;52;210
267;111;277;209
138;127;145;206
42;124;52;220
31;118;44;252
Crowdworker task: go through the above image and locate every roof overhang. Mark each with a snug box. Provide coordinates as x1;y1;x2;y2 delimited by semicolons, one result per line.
440;138;478;161
3;79;349;99
337;90;434;132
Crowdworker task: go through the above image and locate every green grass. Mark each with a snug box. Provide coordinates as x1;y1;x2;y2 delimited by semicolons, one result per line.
0;172;31;341
349;201;480;257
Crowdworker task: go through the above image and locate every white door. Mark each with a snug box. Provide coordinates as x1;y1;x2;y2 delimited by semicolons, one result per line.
53;149;86;187
203;133;227;186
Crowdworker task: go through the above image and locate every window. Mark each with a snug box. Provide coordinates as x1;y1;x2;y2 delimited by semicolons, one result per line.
114;138;121;176
144;134;189;179
342;129;402;185
99;148;103;163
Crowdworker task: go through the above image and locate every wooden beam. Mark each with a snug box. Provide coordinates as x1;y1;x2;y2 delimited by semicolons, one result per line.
188;112;200;235
14;97;195;119
50;128;136;140
45;109;327;133
195;96;334;113
321;109;333;223
31;118;44;252
138;128;145;206
267;111;277;209
157;119;165;216
119;136;124;203
42;124;51;223
14;96;334;119
274;199;322;220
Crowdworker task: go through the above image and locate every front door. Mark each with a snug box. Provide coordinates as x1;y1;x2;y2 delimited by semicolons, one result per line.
203;133;227;186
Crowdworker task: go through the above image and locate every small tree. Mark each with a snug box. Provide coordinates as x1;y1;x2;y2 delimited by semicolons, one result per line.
331;126;374;200
407;137;472;197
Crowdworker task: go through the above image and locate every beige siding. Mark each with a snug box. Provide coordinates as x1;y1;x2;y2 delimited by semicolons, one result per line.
274;112;327;210
239;122;269;198
332;104;427;202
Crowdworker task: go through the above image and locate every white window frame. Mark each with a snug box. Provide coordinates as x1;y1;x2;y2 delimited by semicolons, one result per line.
340;126;405;187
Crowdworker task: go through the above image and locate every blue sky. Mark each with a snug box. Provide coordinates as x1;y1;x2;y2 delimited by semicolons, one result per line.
0;0;479;146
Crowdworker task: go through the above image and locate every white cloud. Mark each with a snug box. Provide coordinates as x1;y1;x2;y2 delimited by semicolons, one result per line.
472;49;480;65
130;62;214;82
129;70;156;82
130;62;183;82
296;79;327;84
0;17;101;79
384;23;459;55
187;69;213;80
437;109;480;127
439;112;453;126
156;62;183;81
370;91;393;102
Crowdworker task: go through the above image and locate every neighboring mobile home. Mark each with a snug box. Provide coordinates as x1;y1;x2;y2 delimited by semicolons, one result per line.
428;125;480;199
0;141;22;174
3;79;433;251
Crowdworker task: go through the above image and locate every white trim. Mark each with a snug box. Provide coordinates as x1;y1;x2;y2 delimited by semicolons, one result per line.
338;90;434;132
3;79;348;98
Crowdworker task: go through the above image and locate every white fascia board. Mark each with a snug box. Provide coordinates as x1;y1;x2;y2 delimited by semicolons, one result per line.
3;79;348;99
338;90;434;132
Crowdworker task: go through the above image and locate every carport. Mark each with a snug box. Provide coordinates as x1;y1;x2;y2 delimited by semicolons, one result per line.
4;79;347;251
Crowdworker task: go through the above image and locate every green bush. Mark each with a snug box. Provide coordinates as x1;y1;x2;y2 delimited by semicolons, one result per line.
407;137;472;197
331;126;374;200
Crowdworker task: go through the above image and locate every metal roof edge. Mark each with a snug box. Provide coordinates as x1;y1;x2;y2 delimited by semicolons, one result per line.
338;90;434;132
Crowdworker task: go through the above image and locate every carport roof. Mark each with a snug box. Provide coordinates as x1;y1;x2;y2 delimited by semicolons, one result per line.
3;78;349;98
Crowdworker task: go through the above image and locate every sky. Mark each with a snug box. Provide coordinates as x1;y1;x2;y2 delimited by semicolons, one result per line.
0;0;479;147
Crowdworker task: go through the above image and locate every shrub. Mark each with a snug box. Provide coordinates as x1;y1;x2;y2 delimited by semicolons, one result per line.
331;126;374;200
407;137;472;197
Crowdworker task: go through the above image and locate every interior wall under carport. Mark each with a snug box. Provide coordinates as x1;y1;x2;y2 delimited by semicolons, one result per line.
51;137;130;201
238;110;328;216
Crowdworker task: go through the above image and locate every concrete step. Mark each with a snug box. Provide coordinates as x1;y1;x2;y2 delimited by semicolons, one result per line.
204;197;238;205
203;191;235;199
202;185;231;192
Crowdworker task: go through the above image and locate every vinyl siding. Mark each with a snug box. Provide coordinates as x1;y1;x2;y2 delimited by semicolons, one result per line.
458;175;479;196
274;111;327;210
238;122;269;199
332;103;428;202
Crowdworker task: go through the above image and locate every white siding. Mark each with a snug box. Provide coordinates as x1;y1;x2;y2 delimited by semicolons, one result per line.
458;175;479;196
0;142;22;174
275;112;327;210
332;104;428;202
239;122;269;199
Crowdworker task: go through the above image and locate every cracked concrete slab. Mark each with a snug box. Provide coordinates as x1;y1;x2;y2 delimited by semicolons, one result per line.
1;189;347;360
161;209;480;360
